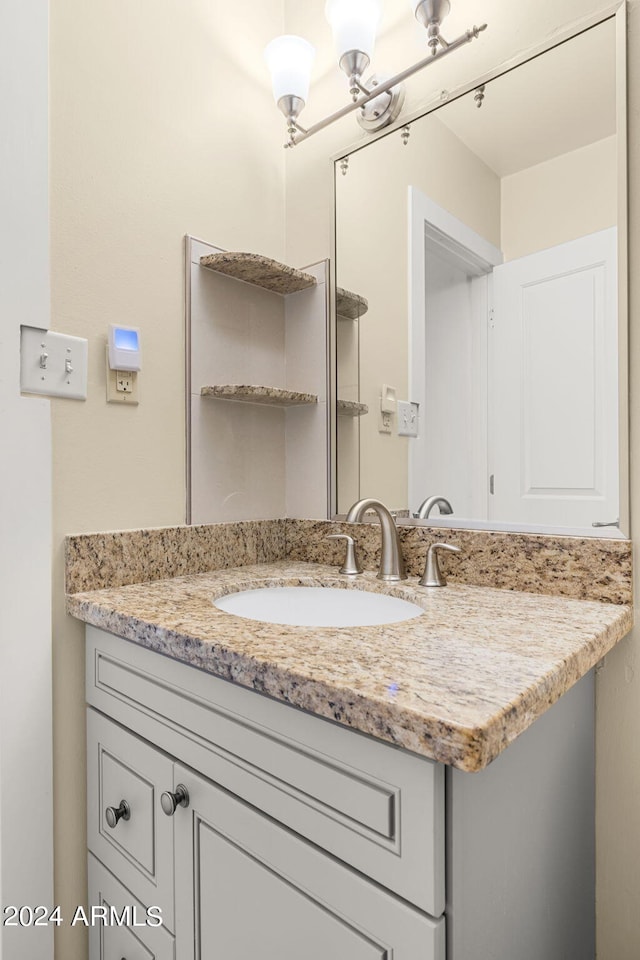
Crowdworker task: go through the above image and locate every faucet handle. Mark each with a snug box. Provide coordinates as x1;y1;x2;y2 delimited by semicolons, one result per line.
326;534;363;576
419;542;461;588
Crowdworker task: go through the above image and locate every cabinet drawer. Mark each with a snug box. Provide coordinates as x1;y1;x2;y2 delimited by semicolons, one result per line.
174;765;445;960
87;709;175;931
88;854;175;960
87;627;445;917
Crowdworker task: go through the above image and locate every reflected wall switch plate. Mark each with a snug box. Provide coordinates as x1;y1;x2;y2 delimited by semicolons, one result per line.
20;325;88;400
397;400;419;438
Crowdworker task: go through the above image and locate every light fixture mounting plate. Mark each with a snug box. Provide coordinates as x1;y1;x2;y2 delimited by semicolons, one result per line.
357;75;406;132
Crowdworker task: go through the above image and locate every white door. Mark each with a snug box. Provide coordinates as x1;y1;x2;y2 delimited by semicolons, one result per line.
489;228;618;531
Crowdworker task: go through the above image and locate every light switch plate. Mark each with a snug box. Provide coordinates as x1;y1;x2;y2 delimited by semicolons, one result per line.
20;326;88;400
397;400;419;437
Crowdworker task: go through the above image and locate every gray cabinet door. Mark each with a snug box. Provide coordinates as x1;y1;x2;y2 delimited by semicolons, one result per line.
88;854;175;960
173;765;444;960
87;709;176;932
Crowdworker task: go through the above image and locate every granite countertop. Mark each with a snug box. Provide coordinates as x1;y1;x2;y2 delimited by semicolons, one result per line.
66;560;632;772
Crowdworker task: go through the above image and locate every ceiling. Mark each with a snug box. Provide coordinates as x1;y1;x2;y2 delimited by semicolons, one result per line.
434;18;616;178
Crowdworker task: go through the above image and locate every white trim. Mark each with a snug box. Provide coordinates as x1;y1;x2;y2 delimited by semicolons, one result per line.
0;0;54;957
408;187;502;517
184;235;225;525
614;4;630;538
418;192;503;276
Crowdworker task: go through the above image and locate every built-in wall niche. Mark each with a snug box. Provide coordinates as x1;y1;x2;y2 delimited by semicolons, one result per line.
335;286;369;512
186;238;330;525
336;287;369;419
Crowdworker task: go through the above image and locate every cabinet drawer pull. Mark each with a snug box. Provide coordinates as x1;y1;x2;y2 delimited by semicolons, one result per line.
105;799;131;829
161;784;190;816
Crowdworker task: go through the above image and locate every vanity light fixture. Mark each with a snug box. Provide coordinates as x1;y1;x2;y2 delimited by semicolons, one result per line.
264;0;487;147
410;0;451;55
326;0;383;100
263;35;317;145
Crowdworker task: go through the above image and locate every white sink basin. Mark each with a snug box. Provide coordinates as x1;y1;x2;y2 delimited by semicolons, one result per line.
214;585;424;627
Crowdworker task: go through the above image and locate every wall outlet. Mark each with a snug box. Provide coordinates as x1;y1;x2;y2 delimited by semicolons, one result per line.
378;405;393;434
397;400;419;438
106;350;139;404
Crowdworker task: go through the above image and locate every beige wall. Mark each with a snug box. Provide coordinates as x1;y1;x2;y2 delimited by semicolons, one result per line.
502;135;618;260
284;1;640;956
49;2;285;956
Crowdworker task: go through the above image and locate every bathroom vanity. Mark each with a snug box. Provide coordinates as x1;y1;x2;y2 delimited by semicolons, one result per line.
66;536;632;960
85;626;443;958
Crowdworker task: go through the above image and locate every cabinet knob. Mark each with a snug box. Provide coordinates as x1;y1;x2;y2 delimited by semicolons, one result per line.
105;799;131;829
161;784;190;816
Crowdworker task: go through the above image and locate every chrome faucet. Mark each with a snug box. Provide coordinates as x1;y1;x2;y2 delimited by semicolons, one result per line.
325;534;362;576
345;498;407;581
419;542;461;587
415;495;453;520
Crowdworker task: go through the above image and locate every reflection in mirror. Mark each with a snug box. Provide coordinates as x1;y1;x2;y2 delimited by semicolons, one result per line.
334;17;626;537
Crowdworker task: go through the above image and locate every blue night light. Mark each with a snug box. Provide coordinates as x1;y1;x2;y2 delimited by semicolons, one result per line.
114;327;139;352
108;324;141;371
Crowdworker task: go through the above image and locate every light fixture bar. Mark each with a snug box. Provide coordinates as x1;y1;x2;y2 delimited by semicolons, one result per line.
285;23;486;147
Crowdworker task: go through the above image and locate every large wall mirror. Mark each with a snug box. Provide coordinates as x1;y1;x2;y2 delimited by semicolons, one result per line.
332;13;628;538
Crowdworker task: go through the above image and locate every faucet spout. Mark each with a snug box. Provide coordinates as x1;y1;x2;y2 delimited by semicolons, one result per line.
415;495;453;520
345;498;407;581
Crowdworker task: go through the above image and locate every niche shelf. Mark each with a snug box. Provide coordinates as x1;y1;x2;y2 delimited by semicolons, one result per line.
337;287;369;320
200;252;317;295
201;385;318;407
337;399;369;417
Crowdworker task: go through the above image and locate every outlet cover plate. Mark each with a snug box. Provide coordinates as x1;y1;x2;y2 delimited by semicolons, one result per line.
378;404;393;434
106;351;139;404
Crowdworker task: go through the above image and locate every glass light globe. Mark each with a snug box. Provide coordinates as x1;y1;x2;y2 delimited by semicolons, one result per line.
263;35;315;104
325;0;383;62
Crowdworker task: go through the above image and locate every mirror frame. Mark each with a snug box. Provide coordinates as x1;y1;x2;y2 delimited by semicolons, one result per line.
328;2;629;539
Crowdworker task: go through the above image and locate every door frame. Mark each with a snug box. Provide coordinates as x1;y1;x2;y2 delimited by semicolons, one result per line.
407;188;503;516
0;1;54;957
